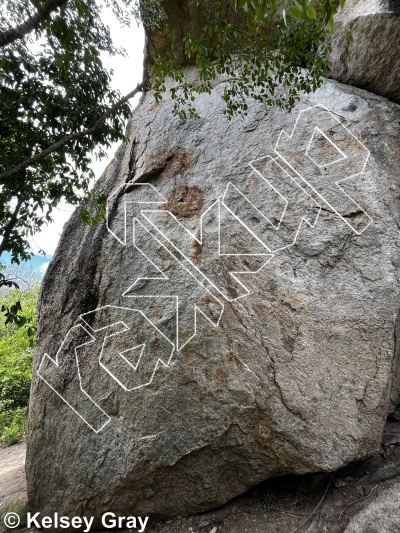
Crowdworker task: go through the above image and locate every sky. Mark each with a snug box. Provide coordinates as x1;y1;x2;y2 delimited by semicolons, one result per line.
27;10;145;272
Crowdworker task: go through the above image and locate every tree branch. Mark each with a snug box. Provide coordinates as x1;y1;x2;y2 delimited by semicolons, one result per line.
0;196;24;257
0;81;145;183
0;0;69;49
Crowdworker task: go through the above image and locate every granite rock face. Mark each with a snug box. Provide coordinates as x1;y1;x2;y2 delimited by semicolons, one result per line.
344;479;400;533
27;75;400;520
330;0;400;104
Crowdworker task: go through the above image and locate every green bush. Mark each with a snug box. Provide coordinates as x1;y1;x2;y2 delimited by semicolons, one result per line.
0;408;28;446
0;286;39;445
0;499;28;530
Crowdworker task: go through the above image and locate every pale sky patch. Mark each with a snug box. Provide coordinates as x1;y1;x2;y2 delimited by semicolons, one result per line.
38;261;51;274
29;13;145;257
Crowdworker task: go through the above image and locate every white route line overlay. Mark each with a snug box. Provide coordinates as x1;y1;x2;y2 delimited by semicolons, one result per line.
142;200;273;302
222;155;322;254
275;104;373;235
37;306;175;430
39;104;374;433
123;217;224;351
37;324;111;433
106;183;167;246
80;305;175;391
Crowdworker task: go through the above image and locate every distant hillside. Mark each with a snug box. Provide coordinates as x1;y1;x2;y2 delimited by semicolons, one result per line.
2;252;52;276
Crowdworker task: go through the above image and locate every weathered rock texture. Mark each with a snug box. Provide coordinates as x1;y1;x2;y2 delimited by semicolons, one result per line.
330;0;400;104
344;479;400;533
27;74;400;521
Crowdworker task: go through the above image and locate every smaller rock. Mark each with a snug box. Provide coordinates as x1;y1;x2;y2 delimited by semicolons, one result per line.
330;0;400;104
333;478;347;488
198;517;211;527
344;480;400;532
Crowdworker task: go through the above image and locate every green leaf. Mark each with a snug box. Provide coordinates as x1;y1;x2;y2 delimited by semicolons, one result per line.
306;6;316;19
289;6;304;20
327;13;335;31
256;0;268;21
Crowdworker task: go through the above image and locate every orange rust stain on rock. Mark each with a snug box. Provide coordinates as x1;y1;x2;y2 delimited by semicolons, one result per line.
228;351;242;367
239;394;252;406
191;238;202;262
214;367;229;389
167;185;205;219
312;137;335;150
136;147;196;182
148;102;162;113
150;147;195;180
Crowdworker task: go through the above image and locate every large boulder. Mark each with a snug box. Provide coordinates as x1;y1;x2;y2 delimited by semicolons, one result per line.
330;0;400;104
26;74;400;522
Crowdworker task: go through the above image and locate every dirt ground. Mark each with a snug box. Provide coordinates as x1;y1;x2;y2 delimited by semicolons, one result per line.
0;440;27;510
148;427;400;533
2;420;400;532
